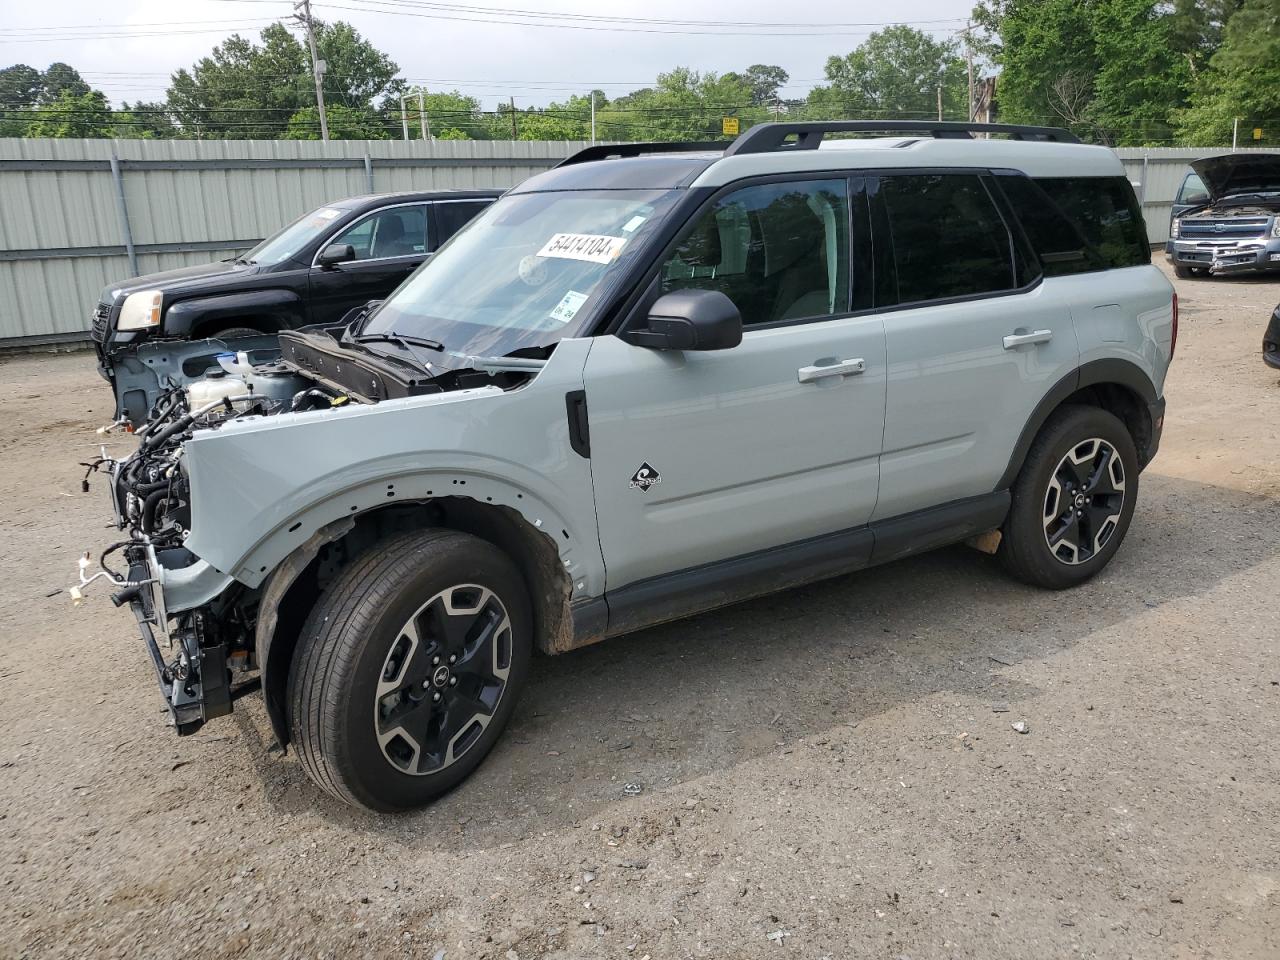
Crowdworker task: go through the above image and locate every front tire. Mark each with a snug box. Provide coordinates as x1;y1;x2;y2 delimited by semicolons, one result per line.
287;529;532;811
1173;263;1195;279
999;405;1139;589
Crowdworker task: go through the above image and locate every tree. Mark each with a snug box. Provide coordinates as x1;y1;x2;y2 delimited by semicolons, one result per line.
285;104;387;139
38;62;90;104
166;21;399;139
25;89;112;137
973;0;1231;144
0;64;42;109
1175;0;1280;145
392;88;489;140
808;25;967;120
113;101;178;139
726;64;790;106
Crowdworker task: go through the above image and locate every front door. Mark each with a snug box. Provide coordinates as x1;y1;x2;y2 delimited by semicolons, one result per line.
583;176;887;591
308;204;429;325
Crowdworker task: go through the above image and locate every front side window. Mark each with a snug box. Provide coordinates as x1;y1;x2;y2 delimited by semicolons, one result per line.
661;179;851;326
332;206;427;261
1177;173;1209;206
881;174;1025;305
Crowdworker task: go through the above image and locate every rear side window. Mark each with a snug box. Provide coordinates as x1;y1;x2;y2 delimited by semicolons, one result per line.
880;174;1030;305
1033;177;1150;270
432;200;493;250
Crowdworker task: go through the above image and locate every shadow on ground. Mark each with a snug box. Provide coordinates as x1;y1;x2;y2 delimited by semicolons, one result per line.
236;471;1279;843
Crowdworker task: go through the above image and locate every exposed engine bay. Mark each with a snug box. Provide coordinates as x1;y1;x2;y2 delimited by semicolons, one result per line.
76;328;544;734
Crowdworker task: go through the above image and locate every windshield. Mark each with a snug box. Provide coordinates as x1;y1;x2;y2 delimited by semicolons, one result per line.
242;205;348;266
361;188;683;358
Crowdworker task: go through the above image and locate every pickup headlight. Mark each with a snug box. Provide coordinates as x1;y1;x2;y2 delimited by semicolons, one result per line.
1170;218;1180;239
1272;217;1280;238
117;290;163;331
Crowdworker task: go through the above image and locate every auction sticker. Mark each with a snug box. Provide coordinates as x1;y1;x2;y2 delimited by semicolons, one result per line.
537;233;627;264
549;289;589;324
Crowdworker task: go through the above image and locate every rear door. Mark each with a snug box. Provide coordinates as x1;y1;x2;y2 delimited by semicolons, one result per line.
872;172;1077;521
583;176;887;591
307;203;429;324
430;198;495;251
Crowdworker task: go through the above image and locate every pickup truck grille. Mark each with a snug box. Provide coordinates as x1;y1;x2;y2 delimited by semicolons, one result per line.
90;302;111;342
1179;216;1269;240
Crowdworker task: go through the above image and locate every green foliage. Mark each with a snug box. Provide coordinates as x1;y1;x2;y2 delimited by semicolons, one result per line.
394;88;488;140
24;89;112;138
1174;0;1280;145
284;104;387;140
0;64;42;110
809;25;968;120
972;0;1252;144
167;21;398;139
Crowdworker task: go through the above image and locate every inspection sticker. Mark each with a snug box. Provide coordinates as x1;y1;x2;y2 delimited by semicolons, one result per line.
549;289;589;324
537;233;627;264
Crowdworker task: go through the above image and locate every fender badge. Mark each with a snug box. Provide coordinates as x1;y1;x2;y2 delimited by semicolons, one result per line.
629;462;661;492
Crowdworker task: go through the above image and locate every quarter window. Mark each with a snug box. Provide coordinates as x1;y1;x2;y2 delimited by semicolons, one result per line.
1034;177;1150;270
660;179;851;327
331;205;427;261
881;174;1025;304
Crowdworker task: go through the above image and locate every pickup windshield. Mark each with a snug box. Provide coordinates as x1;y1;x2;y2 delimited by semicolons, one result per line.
361;188;682;358
241;205;349;266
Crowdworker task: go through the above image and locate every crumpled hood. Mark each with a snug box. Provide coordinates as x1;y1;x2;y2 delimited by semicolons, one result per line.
98;259;259;305
1189;153;1280;201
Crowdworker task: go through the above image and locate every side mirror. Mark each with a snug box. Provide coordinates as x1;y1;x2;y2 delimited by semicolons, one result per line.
1184;192;1210;206
626;289;743;351
317;243;356;268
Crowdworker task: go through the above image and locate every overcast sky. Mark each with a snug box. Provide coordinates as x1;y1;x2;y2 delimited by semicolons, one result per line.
7;0;978;110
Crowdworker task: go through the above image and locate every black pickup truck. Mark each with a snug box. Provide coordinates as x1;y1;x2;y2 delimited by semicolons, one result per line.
91;189;500;424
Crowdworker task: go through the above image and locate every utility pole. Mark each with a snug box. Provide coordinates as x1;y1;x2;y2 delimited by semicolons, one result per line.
417;90;430;140
1232;117;1240;150
590;91;596;145
937;84;943;121
965;20;975;122
294;0;329;141
509;95;518;140
399;96;409;140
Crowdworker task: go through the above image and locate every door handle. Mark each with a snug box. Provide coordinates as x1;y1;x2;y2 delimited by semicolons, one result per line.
1002;329;1053;350
797;357;866;383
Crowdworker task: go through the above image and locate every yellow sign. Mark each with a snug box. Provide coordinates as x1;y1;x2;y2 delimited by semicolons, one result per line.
722;117;739;136
1254;127;1264;140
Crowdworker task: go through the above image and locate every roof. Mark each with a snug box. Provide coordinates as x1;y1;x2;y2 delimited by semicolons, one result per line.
692;136;1124;187
537;122;1126;192
332;188;505;209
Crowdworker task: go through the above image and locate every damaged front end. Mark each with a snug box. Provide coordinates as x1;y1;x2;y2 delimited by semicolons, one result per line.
75;328;556;739
77;360;315;733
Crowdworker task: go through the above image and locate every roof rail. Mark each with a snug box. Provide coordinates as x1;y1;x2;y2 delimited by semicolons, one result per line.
556;140;726;167
723;121;1081;155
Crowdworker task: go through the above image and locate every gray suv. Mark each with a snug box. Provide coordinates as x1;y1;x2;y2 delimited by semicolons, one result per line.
80;121;1176;812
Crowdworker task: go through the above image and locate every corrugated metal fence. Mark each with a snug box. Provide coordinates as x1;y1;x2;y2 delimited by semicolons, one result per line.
0;139;1270;345
0;138;590;344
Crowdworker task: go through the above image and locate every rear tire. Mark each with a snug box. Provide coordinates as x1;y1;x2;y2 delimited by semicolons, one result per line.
998;405;1139;590
287;529;532;811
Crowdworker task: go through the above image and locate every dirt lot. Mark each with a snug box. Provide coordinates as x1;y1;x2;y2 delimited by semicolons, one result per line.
1;261;1277;960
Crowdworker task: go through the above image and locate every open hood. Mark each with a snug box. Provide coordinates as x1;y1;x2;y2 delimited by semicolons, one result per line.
1189;153;1280;201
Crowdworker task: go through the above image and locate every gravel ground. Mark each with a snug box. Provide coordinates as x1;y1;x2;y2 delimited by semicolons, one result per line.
1;261;1277;960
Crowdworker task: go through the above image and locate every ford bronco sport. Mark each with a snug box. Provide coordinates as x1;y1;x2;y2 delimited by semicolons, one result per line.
78;121;1176;812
